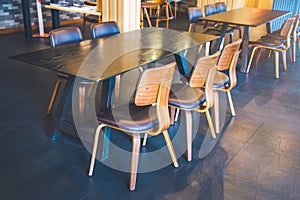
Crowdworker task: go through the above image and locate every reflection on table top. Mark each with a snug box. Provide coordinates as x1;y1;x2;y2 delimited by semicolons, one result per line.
200;7;290;27
45;3;101;16
11;28;219;82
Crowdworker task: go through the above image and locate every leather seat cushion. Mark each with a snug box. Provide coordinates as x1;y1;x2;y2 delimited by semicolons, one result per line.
97;103;158;133
250;38;284;48
214;71;229;88
169;83;206;109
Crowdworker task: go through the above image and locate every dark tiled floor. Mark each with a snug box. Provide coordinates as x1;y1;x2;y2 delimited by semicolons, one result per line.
1;13;300;199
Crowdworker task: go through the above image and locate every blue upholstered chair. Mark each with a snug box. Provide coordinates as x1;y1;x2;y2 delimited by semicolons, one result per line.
90;21;120;39
47;27;83;115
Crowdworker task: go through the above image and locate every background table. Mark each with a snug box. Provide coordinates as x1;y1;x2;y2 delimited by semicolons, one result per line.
45;3;101;29
200;7;290;72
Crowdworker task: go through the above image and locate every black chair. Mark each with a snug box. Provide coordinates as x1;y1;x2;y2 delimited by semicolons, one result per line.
49;26;82;48
203;4;235;43
47;27;83;115
90;21;120;39
187;7;204;32
82;0;102;38
214;2;242;38
215;2;227;13
247;17;296;78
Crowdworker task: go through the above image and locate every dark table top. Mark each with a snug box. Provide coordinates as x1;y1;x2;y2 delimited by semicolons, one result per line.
11;28;219;82
200;7;290;27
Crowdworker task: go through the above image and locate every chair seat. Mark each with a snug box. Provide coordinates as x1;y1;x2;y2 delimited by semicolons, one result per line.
169;83;206;109
84;14;100;23
213;71;229;88
205;26;235;35
250;38;284;48
97;103;158;133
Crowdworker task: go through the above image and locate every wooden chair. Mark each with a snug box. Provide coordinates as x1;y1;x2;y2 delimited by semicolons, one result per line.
211;39;241;133
88;63;178;191
246;17;296;78
168;0;183;18
261;14;299;63
47;27;83;115
143;52;219;161
141;0;170;28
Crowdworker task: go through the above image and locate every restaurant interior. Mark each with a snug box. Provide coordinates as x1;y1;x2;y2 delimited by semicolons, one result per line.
1;0;300;199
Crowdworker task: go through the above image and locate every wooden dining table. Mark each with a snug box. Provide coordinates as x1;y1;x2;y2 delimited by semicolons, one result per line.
199;7;290;72
10;28;219;158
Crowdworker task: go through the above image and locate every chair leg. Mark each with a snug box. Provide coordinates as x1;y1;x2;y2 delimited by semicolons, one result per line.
167;2;174;19
162;130;179;167
290;42;295;63
113;75;121;108
79;83;86;114
188;23;193;32
129;134;141;191
274;51;279;79
88;124;106;176
246;46;259;73
254;48;262;66
86;82;95;97
229;33;233;43
205;42;210;56
267;50;272;59
183;110;192;161
226;91;235;117
298;37;300;55
214;91;219;134
281;50;287;71
174;108;180;122
170;107;176;125
142;134;148;146
205;110;216;139
46;78;63;115
174;2;178;18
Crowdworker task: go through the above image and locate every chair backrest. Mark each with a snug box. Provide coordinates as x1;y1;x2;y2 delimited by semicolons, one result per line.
279;17;296;49
217;39;242;90
204;4;217;16
49;27;82;48
292;14;300;41
279;17;296;37
134;62;176;135
215;2;227;13
217;39;242;71
188;7;203;23
189;51;220;88
91;21;120;39
189;52;219;110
